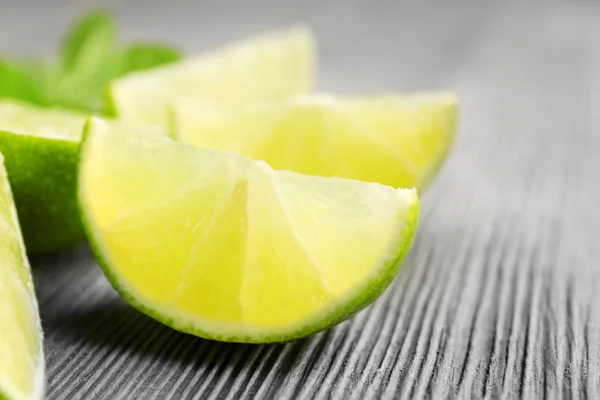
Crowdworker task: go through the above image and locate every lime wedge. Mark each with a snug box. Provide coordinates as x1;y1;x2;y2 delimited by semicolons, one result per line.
0;153;45;400
78;117;419;343
109;27;315;127
172;93;458;190
0;100;90;253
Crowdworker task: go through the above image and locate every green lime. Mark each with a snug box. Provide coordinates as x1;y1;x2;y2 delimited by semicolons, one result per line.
0;100;88;253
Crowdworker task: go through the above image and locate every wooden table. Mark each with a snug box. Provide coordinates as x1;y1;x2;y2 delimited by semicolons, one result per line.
4;0;599;398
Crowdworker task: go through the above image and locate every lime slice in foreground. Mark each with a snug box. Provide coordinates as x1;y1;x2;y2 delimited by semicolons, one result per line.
0;100;88;253
172;92;458;190
78;117;420;343
109;27;315;127
0;153;45;400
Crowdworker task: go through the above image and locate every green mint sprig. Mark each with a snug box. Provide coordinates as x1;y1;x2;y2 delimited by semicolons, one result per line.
0;10;182;115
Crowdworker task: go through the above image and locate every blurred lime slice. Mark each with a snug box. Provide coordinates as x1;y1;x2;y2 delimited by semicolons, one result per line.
109;27;315;127
172;92;458;190
0;153;45;400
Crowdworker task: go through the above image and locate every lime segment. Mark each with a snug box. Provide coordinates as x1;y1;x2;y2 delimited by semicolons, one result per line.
173;93;458;190
78;117;420;343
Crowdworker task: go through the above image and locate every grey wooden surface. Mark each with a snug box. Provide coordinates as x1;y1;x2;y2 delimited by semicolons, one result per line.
3;0;599;398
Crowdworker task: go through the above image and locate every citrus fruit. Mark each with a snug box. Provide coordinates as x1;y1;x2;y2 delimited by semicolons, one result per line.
78;117;420;343
0;100;88;253
0;153;45;400
172;92;458;190
109;27;315;127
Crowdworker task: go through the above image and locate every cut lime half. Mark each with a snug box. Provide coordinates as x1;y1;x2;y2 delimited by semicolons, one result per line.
78;117;420;343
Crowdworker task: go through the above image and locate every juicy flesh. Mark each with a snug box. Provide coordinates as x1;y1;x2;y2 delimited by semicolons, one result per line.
0;100;85;140
0;157;41;398
175;94;458;189
82;125;417;329
111;28;315;126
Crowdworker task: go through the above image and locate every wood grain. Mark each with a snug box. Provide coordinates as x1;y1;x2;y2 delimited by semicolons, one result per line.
4;0;598;398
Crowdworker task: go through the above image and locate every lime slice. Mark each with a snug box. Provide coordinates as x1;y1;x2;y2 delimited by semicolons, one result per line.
0;100;89;253
172;93;458;190
0;153;45;400
78;117;419;343
109;27;315;127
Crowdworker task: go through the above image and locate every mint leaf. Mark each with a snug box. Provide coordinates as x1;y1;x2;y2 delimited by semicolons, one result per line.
61;10;116;72
0;59;49;105
53;51;121;113
54;10;120;113
53;40;182;114
0;9;182;115
119;42;182;74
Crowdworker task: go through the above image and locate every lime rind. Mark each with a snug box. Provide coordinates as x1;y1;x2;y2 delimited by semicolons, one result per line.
0;100;91;253
0;130;83;254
